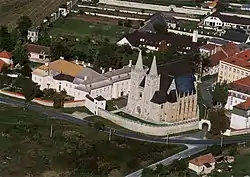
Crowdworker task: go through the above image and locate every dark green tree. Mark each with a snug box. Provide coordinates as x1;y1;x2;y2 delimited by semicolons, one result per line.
53;90;67;109
118;20;123;26
209;109;230;135
51;42;70;60
13;40;29;65
211;82;228;106
22;78;40;108
20;63;32;77
0;25;12;50
38;31;51;46
141;168;157;177
124;19;132;27
16;16;32;39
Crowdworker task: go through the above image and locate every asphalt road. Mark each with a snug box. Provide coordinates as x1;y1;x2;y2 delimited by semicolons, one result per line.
0;95;248;145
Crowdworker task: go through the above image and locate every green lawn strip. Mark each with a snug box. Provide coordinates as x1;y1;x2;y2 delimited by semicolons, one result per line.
0;103;185;176
59;106;92;114
48;17;129;42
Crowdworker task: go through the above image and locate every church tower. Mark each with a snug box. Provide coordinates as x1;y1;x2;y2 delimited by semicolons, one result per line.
126;50;147;114
142;56;161;119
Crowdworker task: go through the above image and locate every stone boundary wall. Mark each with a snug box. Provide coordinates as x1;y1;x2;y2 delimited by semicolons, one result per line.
85;12;144;20
0;90;85;108
224;128;250;136
97;108;199;136
99;0;213;15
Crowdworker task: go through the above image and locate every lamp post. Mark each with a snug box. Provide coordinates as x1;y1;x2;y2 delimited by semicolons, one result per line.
166;133;169;145
220;131;223;147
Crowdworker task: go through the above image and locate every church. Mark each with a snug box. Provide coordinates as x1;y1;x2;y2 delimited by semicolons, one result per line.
126;51;198;123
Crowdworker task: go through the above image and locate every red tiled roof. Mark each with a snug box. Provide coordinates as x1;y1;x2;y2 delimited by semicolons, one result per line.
209;42;240;66
189;153;215;166
230;76;250;95
0;51;13;59
234;98;250;110
222;49;250;70
199;43;218;51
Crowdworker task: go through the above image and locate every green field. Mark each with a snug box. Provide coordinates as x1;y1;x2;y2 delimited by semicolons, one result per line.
0;103;185;177
48;18;129;42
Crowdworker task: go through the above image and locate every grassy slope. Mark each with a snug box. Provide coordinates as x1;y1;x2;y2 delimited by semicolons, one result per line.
0;103;185;177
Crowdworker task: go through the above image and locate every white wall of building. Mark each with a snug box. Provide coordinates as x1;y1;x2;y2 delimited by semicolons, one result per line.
188;163;203;174
231;113;250;129
225;91;248;110
203;16;223;28
85;96;106;114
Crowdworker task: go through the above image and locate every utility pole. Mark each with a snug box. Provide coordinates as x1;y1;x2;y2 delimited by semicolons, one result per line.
166;133;169;145
50;124;53;138
220;131;223;147
108;129;112;142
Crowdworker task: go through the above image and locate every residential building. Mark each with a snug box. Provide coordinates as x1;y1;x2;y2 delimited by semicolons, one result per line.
231;98;250;129
225;76;250;110
117;30;202;52
25;44;50;63
207;37;229;46
188;153;216;175
125;51;198;123
203;11;250;31
218;49;250;83
199;43;218;57
32;59;132;113
205;42;240;76
139;12;178;33
0;60;7;72
27;27;39;43
0;50;13;65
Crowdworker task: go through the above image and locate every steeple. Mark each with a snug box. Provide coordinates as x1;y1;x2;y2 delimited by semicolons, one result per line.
149;56;158;77
135;50;143;71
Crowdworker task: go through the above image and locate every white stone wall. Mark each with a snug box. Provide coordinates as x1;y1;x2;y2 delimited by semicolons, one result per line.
230;113;250;129
97;108;199;135
111;79;130;99
90;85;113;100
85;96;106;114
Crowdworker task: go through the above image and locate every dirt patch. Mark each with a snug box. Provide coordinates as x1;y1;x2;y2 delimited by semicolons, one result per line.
71;14;119;24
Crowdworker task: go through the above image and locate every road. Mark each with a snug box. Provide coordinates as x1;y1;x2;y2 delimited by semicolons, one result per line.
126;144;208;177
0;95;249;145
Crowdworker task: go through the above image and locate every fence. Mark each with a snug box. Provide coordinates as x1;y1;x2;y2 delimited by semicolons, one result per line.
97;108;199;136
0;90;85;108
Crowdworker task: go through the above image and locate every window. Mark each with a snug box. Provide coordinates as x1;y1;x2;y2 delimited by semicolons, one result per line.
161;105;163;109
229;67;231;71
233;68;236;72
139;92;142;98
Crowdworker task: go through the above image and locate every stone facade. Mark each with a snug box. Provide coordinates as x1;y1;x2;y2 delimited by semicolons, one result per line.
126;51;198;123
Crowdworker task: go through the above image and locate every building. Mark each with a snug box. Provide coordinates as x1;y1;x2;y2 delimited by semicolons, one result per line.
25;43;50;63
0;50;13;65
32;59;132;113
205;42;240;76
230;98;250;129
139;12;178;33
217;49;250;83
225;76;250;110
188;153;216;175
125;51;198;123
117;30;202;52
27;27;39;43
202;11;250;31
223;30;250;44
199;43;218;57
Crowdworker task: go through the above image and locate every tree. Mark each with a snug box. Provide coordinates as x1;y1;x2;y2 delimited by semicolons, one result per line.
51;42;70;60
22;78;40;108
211;82;228;106
13;40;29;65
124;20;132;27
141;168;157;177
209;109;230;135
38;31;51;46
0;25;12;50
93;121;105;130
53;90;66;109
16;16;32;39
20;63;32;77
117;20;123;26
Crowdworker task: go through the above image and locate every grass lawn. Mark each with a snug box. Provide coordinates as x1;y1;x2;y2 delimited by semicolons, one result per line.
106;97;128;111
59;106;92;114
178;20;198;30
0;103;186;177
48;17;129;42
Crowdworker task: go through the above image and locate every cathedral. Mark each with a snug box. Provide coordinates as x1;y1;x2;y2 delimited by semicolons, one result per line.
126;51;198;123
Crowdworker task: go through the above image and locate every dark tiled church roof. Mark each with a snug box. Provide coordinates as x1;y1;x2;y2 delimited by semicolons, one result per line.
150;60;196;104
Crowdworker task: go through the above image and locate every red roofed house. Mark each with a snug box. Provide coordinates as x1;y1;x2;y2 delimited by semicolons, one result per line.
204;42;240;76
24;43;50;63
225;76;250;110
188;153;215;175
231;98;250;129
0;50;13;65
0;60;7;72
199;43;218;57
218;49;250;83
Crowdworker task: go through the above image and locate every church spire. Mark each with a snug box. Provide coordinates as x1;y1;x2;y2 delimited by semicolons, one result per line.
149;56;158;77
135;50;143;71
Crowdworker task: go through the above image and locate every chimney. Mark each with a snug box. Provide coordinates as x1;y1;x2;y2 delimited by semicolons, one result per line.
87;63;91;67
102;68;105;74
129;60;132;67
192;30;198;43
82;61;85;66
45;62;49;66
109;67;112;72
75;60;79;65
84;76;87;81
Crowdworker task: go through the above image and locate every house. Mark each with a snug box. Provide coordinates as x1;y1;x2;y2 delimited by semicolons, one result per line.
27;27;39;43
199;43;218;57
241;4;250;11
25;43;50;63
217;49;250;83
139;12;178;33
188;153;216;175
202;11;250;31
0;60;7;72
32;58;133;113
0;50;13;65
225;76;250;110
223;30;250;44
117;30;202;52
204;42;240;76
125;51;198;123
230;98;250;129
224;156;235;163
